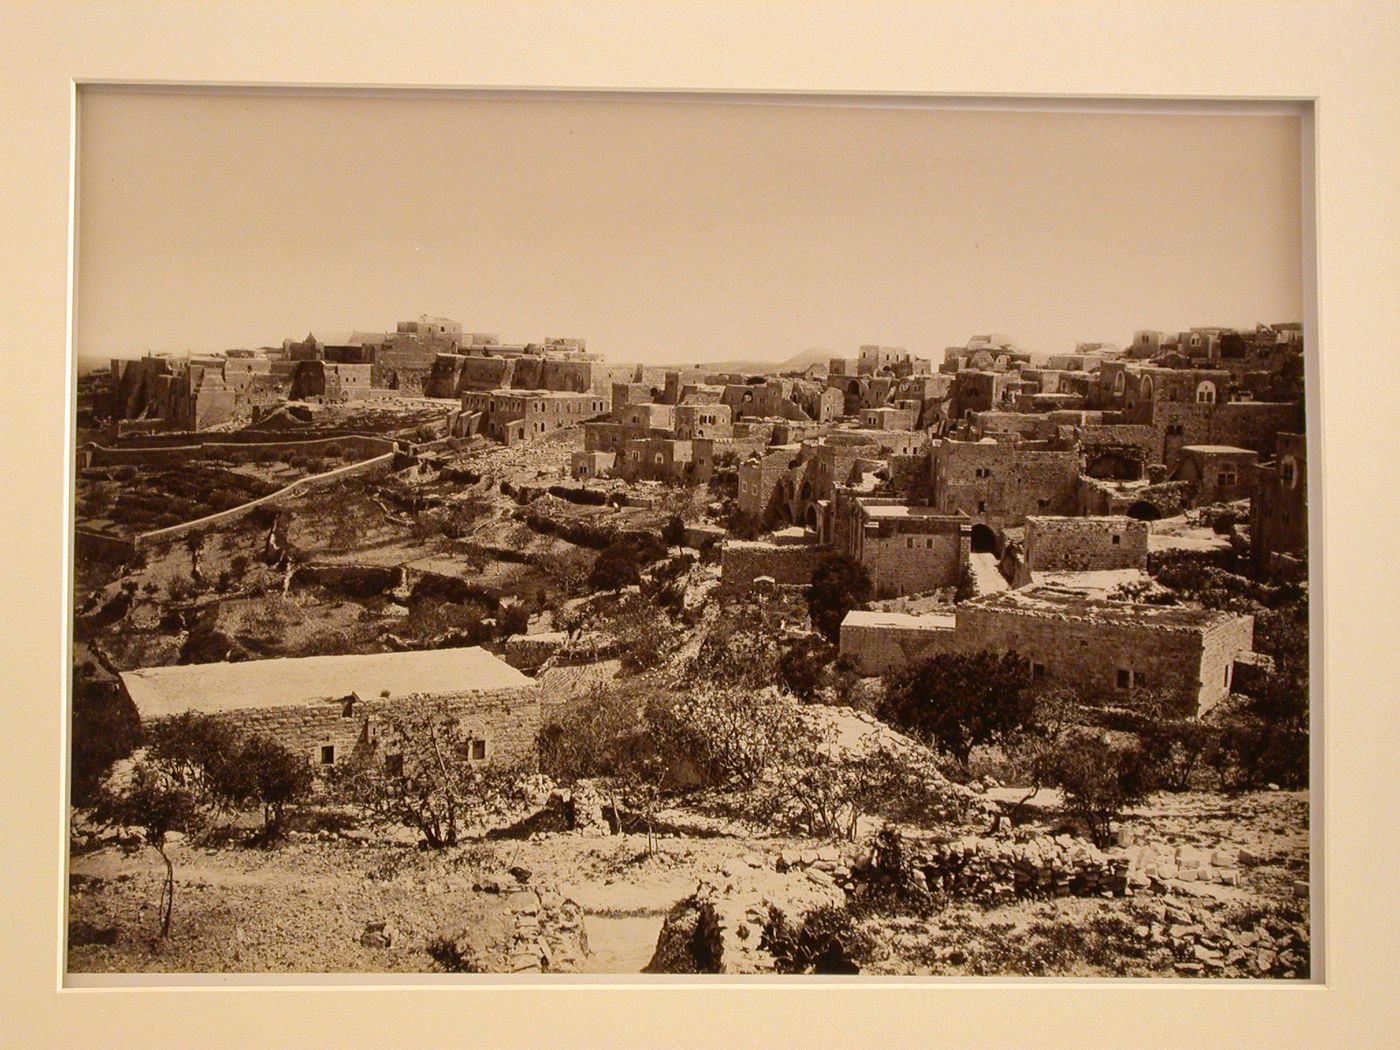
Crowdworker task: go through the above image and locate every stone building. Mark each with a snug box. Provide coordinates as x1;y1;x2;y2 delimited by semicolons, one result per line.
1251;431;1307;578
289;360;372;402
119;647;541;772
930;437;1081;539
1171;445;1259;506
1021;516;1148;577
674;403;733;441
955;585;1256;714
834;498;969;598
838;609;956;675
461;389;609;445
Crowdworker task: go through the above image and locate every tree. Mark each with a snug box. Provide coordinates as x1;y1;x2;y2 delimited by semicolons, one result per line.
145;712;245;810
92;762;202;939
879;649;1035;767
345;701;522;847
184;531;205;581
589;542;641;592
227;735;313;837
1042;729;1156;847
661;514;688;549
807;553;872;643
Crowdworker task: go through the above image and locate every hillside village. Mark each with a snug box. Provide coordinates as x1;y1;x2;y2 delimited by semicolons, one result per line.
69;316;1310;977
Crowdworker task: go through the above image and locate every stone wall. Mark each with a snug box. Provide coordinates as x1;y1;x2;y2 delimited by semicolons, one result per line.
931;440;1081;526
140;688;541;772
839;616;957;675
954;600;1254;714
719;540;827;593
1152;400;1303;469
853;515;967;598
1024;516;1148;575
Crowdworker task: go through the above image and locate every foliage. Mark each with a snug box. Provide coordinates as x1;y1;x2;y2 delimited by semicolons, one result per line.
70;677;143;808
673;685;806;788
532;547;595;595
777;636;833;700
91;761;204;938
1040;729;1156;847
760;905;872;974
589;541;642;591
953;563;977;604
807;553;872;643
880;650;1035;765
342;702;524;848
225;735;314;836
661;514;688;548
146;712;247;810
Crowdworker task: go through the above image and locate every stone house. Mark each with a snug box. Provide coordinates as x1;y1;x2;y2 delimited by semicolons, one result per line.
838;609;956;675
1171;445;1259;506
930;437;1081;535
835;498;970;598
119;647;541;773
461;389;609;445
1020;516;1148;582
955;585;1256;715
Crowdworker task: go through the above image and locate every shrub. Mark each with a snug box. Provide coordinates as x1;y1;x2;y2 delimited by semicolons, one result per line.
589;542;641;592
880;650;1035;766
760;905;872;974
1041;729;1155;847
661;514;687;548
70;679;143;808
807;553;872;643
342;701;524;848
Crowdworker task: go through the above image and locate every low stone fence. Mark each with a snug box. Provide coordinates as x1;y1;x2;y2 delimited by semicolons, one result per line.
86;433;395;467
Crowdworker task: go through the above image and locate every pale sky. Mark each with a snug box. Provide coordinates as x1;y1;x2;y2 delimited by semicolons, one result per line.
76;91;1303;365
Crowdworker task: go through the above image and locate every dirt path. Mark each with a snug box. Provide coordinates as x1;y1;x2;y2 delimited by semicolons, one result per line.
969;551;1009;594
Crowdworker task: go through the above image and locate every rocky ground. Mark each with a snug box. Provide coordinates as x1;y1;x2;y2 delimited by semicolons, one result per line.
67;788;1308;977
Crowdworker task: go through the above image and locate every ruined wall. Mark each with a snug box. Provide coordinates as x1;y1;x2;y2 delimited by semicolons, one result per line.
1024;516;1148;575
1199;615;1258;715
719;540;826;593
1251;432;1307;574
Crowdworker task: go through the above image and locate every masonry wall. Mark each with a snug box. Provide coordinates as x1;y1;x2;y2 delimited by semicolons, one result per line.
932;441;1081;525
1024;516;1148;575
1251;432;1307;574
138;688;541;773
1198;615;1257;715
1152;400;1303;469
954;605;1222;713
719;541;826;593
839;621;957;675
853;516;967;598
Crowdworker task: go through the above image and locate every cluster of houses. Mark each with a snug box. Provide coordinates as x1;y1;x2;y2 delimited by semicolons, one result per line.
103;318;1307;765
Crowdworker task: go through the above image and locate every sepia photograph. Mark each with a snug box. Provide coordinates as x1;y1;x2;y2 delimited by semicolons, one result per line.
66;88;1314;982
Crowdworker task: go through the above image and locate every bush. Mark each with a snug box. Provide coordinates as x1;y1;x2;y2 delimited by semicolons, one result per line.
71;679;143;808
661;514;687;548
589;542;641;592
1041;729;1155;847
807;553;872;643
880;650;1035;766
760;905;872;974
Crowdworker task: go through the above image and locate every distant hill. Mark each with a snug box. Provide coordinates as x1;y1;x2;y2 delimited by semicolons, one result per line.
681;346;842;374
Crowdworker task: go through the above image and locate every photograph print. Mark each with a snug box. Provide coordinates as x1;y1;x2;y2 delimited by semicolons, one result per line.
67;90;1313;979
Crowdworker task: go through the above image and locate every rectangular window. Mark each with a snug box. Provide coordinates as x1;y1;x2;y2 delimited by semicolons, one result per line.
977;500;986;514
1112;535;1121;545
1116;669;1131;689
1032;662;1046;680
1133;671;1147;688
471;739;487;761
320;744;336;765
1220;472;1237;487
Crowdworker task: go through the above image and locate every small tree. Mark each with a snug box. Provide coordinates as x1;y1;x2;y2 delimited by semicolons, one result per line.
880;649;1036;767
346;702;521;847
589;542;641;592
807;553;872;643
92;762;202;939
184;531;205;581
227;735;314;838
1042;730;1155;847
661;514;687;549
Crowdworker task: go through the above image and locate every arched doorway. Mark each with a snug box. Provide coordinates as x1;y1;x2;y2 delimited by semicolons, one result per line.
1086;451;1142;481
1126;500;1162;521
970;523;1000;554
804;505;818;529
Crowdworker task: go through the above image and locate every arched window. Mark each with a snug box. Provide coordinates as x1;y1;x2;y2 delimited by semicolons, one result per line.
1195;380;1217;404
1113;372;1126;396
